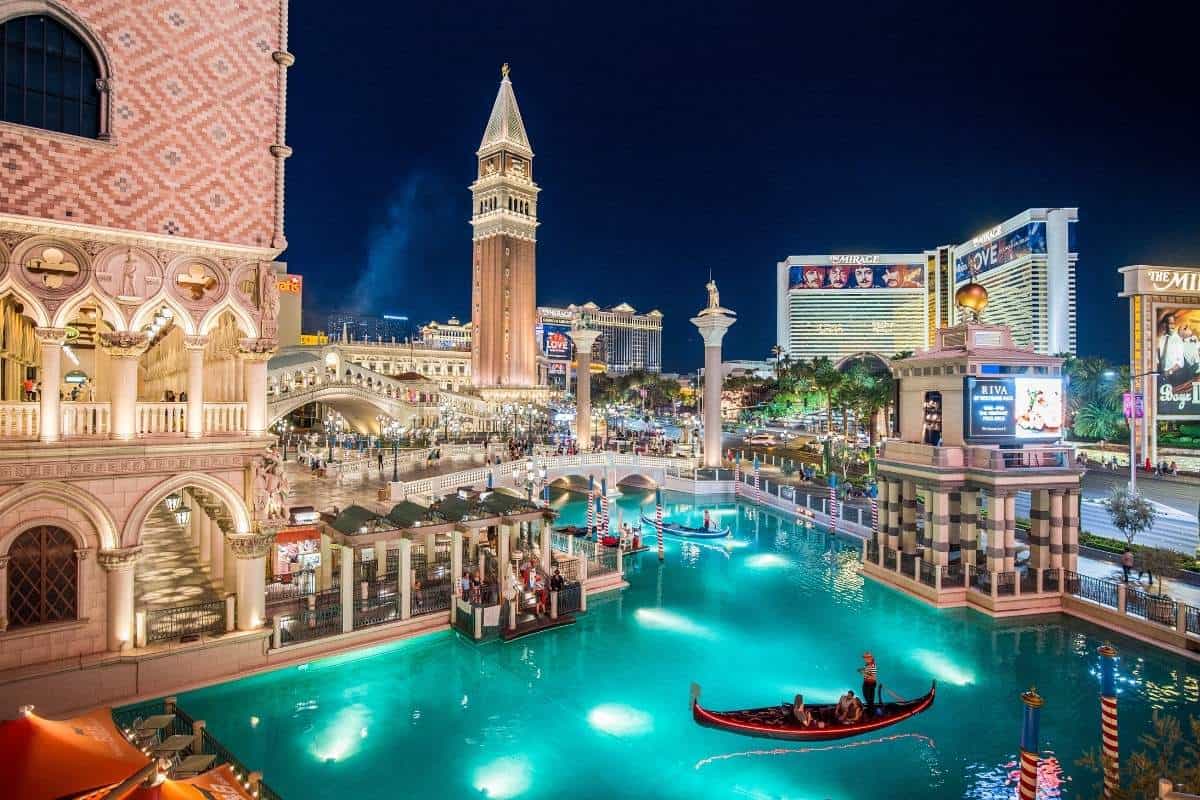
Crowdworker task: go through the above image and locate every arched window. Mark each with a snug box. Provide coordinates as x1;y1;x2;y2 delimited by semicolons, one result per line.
7;525;78;629
1;15;102;138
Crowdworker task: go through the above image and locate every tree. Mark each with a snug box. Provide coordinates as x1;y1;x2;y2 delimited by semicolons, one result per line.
1079;712;1200;799
841;364;894;445
802;357;844;434
1073;397;1128;441
1140;546;1182;596
1103;486;1158;547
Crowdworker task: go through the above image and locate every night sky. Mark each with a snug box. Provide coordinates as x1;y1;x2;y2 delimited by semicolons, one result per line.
284;0;1200;372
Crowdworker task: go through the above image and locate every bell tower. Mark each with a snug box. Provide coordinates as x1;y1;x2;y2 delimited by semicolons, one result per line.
471;63;540;388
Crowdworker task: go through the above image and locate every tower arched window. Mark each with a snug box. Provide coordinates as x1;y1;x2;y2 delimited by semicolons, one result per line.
1;15;105;138
6;525;78;629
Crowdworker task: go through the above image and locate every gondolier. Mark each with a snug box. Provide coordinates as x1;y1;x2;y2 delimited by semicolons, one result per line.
859;652;878;709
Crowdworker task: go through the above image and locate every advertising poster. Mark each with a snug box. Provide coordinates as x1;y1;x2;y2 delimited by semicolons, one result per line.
541;323;573;360
1155;305;1200;419
788;264;925;290
954;222;1047;283
963;376;1063;442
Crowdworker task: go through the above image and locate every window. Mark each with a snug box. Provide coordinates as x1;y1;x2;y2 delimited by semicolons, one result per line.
7;525;78;629
1;15;101;137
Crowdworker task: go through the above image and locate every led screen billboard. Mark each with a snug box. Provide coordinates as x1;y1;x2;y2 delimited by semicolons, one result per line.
1155;305;1200;419
541;323;573;360
954;222;1048;283
963;376;1064;443
787;264;925;290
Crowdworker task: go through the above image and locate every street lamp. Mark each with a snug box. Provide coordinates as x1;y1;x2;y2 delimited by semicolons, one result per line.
1116;369;1161;492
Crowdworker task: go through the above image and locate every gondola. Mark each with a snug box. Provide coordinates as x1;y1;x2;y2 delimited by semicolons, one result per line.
553;525;592;536
640;515;731;539
690;681;935;741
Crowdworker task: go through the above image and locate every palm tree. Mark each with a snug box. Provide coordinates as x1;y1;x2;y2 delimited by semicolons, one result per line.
844;366;894;445
1073;397;1127;441
801;357;844;434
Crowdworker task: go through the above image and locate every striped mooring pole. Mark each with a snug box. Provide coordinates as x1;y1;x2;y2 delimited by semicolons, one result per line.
753;456;761;504
828;474;839;533
869;482;879;533
1099;644;1120;797
601;477;610;535
655;487;664;561
734;455;741;486
586;475;595;532
1018;687;1044;800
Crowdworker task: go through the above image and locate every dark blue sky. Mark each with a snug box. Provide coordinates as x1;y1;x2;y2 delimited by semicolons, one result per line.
285;1;1200;372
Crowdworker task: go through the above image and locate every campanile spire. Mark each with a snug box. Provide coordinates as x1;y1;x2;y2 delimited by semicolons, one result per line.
470;65;540;388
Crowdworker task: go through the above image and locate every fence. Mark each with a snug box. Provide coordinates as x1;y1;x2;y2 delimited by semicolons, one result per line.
145;598;227;644
276;588;342;646
354;572;400;630
266;570;316;606
413;583;453;616
594;546;618;576
1126;586;1177;626
940;563;965;589
918;559;937;588
996;571;1016;597
1064;571;1119;609
557;582;582;615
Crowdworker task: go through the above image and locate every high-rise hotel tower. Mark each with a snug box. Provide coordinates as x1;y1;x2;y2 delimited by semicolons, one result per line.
470;65;540;388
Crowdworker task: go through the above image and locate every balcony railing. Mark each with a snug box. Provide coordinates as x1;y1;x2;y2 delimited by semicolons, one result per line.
0;401;248;440
966;445;1074;471
940;563;965;588
1064;571;1119;609
137;402;187;435
0;402;38;438
144;598;228;644
204;402;247;433
61;402;111;436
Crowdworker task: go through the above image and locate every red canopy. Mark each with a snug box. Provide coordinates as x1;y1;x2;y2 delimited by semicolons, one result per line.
0;707;148;800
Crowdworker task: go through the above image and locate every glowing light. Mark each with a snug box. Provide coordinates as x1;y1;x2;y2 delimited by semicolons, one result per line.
722;539;750;549
249;716;259;728
310;704;372;763
587;703;653;736
745;553;789;569
910;648;975;686
634;607;714;639
473;755;532;798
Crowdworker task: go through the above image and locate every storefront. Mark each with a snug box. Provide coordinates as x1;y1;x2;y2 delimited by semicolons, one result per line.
273;522;322;579
1119;265;1200;463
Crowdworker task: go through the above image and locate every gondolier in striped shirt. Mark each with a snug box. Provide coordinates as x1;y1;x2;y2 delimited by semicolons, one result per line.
858;652;878;709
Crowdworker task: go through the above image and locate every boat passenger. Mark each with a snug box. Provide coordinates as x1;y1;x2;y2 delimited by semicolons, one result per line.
834;691;855;723
791;694;814;727
844;695;864;724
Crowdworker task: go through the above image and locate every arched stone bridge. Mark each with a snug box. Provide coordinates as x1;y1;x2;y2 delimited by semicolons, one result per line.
391;453;700;501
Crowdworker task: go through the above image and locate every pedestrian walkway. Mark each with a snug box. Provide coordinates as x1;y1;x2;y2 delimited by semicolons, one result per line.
1074;551;1200;607
135;506;222;609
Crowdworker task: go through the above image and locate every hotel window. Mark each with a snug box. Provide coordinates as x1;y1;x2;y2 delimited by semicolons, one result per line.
1;15;103;138
6;525;78;629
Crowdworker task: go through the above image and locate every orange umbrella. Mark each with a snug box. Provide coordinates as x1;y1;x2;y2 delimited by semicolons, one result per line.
120;764;257;800
0;706;149;800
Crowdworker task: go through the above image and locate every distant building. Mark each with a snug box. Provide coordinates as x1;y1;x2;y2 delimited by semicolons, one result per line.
721;360;775;380
275;265;302;348
325;312;410;342
537;303;663;383
419;316;472;350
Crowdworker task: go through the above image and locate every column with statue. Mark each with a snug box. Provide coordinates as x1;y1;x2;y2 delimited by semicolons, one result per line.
231;446;289;630
690;277;736;469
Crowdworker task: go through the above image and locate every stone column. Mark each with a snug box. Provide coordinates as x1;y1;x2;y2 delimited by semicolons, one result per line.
497;521;510;585
948;491;962;549
539;518;551;572
451;529;464;596
399;539;412;619
239;338;277;436
900;480;917;554
886;478;901;554
100;332;149;440
874;479;889;548
210;518;226;587
985;491;1006;573
184;335;207;438
0;556;8;631
229;528;275;630
339;546;355;632
319;532;332;590
1063;489;1080;572
690;304;736;469
567;329;602;451
928;489;950;566
1004;493;1017;573
35;328;67;442
189;490;203;549
198;507;213;565
98;547;142;651
1048;489;1065;569
1029;489;1050;569
959;489;979;566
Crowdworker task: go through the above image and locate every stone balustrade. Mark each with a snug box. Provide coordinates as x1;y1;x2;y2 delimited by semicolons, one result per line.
204;402;247;433
0;400;250;440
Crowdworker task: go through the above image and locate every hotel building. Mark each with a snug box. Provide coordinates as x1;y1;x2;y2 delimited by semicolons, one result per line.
538;302;663;383
775;254;929;362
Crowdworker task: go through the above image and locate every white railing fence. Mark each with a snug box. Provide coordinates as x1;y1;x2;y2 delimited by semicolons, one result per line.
136;402;188;435
0;402;38;438
204;402;247;433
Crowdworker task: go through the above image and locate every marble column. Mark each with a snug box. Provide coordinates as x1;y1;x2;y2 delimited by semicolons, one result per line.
184;335;207;438
928;489;950;566
399;539;413;620
198;507;213;565
690;301;737;469
1048;489;1065;569
900;480;917;554
1004;493;1017;572
497;521;510;585
239;339;277;436
98;547;142;651
100;332;149;440
985;491;1006;572
1029;489;1050;569
538;518;551;572
874;479;890;550
340;546;355;632
886;478;901;554
229;528;275;630
567;328;602;451
1064;489;1080;572
959;489;979;566
210;518;226;587
35;328;67;442
451;529;464;596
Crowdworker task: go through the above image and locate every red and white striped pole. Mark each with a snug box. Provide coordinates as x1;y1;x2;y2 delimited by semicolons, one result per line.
1018;687;1043;800
828;474;839;533
655;487;664;561
1099;644;1120;797
753;456;761;504
586;474;595;533
601;477;610;535
734;455;741;487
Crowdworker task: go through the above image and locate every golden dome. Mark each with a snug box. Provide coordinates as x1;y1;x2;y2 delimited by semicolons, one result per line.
955;282;989;320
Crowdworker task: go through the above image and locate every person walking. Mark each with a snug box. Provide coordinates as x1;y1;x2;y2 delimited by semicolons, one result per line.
1121;548;1134;583
858;652;878;710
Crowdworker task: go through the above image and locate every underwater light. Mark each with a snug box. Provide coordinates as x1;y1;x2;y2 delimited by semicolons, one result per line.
745;553;789;568
634;607;714;638
587;703;653;736
473;755;532;799
910;648;975;686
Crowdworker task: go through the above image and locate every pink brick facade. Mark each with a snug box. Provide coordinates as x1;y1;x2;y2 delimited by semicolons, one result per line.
0;0;286;249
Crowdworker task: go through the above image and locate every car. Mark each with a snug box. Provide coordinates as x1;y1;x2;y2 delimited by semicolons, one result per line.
745;432;778;445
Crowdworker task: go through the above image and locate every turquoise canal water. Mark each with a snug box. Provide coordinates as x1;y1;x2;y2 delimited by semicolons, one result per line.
176;491;1200;799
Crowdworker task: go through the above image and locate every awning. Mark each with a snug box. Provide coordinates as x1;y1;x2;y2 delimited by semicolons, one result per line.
122;764;257;800
0;707;148;800
275;525;320;545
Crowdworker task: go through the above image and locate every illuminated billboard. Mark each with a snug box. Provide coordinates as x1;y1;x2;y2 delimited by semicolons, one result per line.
1155;305;1200;419
541;323;573;360
787;264;925;290
954;223;1047;283
963;376;1064;443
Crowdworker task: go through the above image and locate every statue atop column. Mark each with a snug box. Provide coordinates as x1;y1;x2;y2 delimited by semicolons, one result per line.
698;273;735;318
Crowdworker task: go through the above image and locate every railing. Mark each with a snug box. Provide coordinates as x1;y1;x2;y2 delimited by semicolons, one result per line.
1019;569;1038;594
554;557;580;583
0;402;38;439
354;573;400;630
144;598;227;644
866;540;880;563
900;553;916;579
1188;606;1200;636
266;569;316;605
136;402;188;435
1127;586;1178;626
204;402;246;433
918;559;937;587
996;571;1016;597
596;546;618;576
557;582;582;615
412;583;452;616
969;565;991;593
940;563;965;588
1064;571;1119;609
966;445;1074;471
277;588;341;645
61;402;110;436
883;547;897;570
1042;568;1061;593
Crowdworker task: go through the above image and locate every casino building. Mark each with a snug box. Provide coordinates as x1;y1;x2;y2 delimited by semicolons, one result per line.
537;302;663;385
775;253;930;362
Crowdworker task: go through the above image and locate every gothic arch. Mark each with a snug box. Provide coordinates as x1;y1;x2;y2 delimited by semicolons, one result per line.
0;480;119;551
120;472;250;549
128;293;196;337
51;288;127;332
198;297;259;340
0;278;51;327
